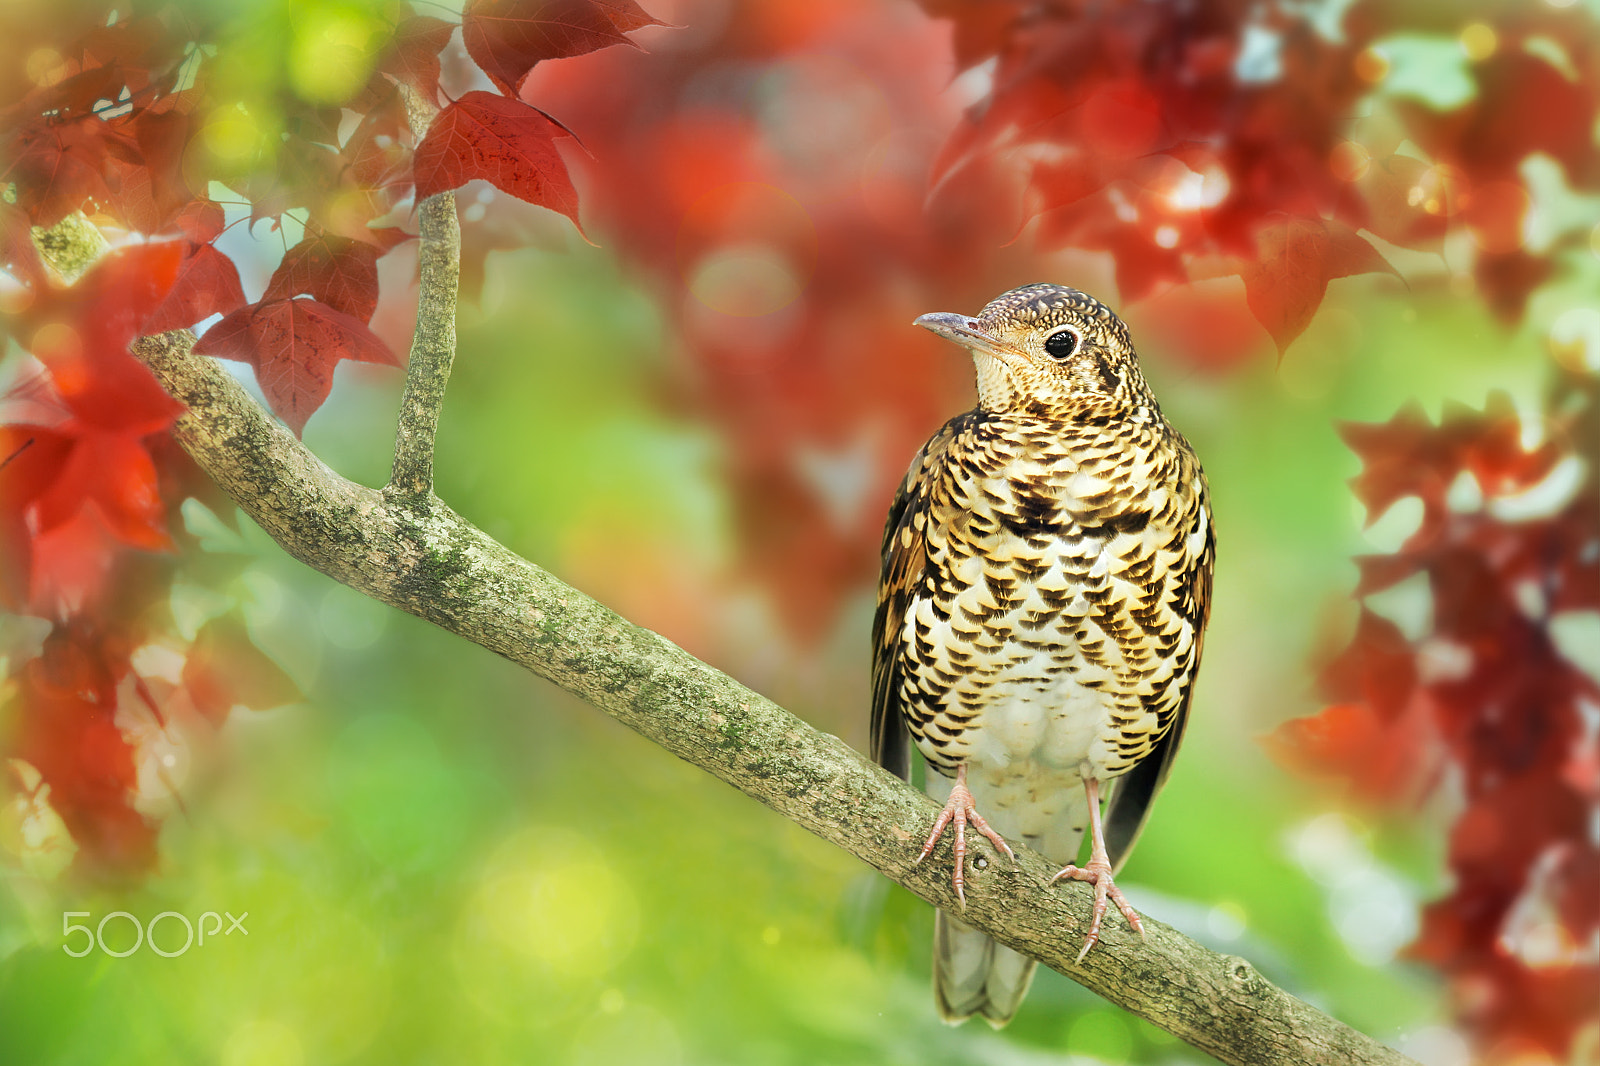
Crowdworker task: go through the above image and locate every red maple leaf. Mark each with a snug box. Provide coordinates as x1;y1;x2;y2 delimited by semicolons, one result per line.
15;682;156;874
1;58;149;228
462;0;656;96
1242;216;1398;354
0;427;73;609
2;61;124;121
118;108;196;234
377;15;456;102
174;200;226;244
26;242;186;434
1353;154;1452;254
237;136;344;235
593;0;666;33
1399;49;1600;186
917;0;1023;71
1316;609;1417;722
341;82;412;191
1272;374;1600;1060
31;427;172;552
413;91;584;234
1339;393;1557;539
1474;248;1555;323
2;245;187;602
262;232;381;322
142;243;248;334
2;113;137;227
12;632;156;875
193;297;400;435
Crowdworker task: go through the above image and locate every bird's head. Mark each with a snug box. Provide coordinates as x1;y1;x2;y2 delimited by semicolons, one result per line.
914;283;1154;417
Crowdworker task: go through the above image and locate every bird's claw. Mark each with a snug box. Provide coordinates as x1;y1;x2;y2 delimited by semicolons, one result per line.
1050;859;1144;963
916;777;1015;907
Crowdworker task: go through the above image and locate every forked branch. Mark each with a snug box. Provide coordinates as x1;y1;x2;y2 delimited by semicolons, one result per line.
387;84;459;499
127;322;1418;1066
125;82;1414;1061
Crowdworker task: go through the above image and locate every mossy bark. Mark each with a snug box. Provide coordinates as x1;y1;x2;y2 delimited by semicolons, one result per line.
388;86;459;499
32;211;110;283
120;91;1417;1062
129;325;1419;1066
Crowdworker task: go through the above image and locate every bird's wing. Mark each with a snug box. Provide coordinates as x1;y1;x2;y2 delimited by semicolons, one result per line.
1104;462;1215;872
871;421;958;782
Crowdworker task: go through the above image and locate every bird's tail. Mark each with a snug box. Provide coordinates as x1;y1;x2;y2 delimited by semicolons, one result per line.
933;910;1037;1028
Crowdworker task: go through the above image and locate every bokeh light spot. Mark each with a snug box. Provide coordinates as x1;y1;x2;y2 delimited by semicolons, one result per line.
1333;869;1417;964
0;277;35;315
1163;164;1230;212
1206;901;1248;942
1290;813;1418;965
29;323;85;387
571;1002;683;1066
288;8;381;106
678;183;816;318
202;107;265;167
222;1019;304;1066
688;245;803;317
133;723;193;810
1068;1010;1133;1062
1329;141;1370;182
1458;23;1497;61
1354;48;1389;83
472;827;641;978
25;47;65;87
452;828;643;1028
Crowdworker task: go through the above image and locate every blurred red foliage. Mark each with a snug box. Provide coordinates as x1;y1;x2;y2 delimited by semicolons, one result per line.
1269;371;1600;1059
932;0;1600;336
0;0;645;878
522;0;1600;640
0;5;1596;1058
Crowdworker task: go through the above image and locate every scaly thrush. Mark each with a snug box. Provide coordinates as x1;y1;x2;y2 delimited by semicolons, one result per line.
871;283;1214;1026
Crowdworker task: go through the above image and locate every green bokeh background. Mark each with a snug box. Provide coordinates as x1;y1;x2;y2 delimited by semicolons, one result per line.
3;1;1598;1064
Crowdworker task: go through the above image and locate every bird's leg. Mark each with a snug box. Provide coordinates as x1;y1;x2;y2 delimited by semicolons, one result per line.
915;762;1016;907
1050;775;1145;963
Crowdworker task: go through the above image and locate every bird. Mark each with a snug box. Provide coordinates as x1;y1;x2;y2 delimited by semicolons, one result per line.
870;282;1213;1027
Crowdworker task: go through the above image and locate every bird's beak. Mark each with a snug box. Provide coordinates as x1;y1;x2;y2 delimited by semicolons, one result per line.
913;312;1024;364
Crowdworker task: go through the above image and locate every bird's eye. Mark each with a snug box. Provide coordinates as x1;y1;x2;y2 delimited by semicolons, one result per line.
1043;329;1079;360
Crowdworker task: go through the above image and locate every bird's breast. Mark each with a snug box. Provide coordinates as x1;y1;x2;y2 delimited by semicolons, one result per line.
899;416;1202;780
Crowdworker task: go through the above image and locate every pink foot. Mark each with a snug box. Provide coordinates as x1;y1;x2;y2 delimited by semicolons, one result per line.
1050;858;1145;963
915;765;1015;907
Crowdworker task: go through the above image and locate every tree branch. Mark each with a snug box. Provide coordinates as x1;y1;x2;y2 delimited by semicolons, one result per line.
387;85;459;499
129;328;1418;1066
32;210;110;283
